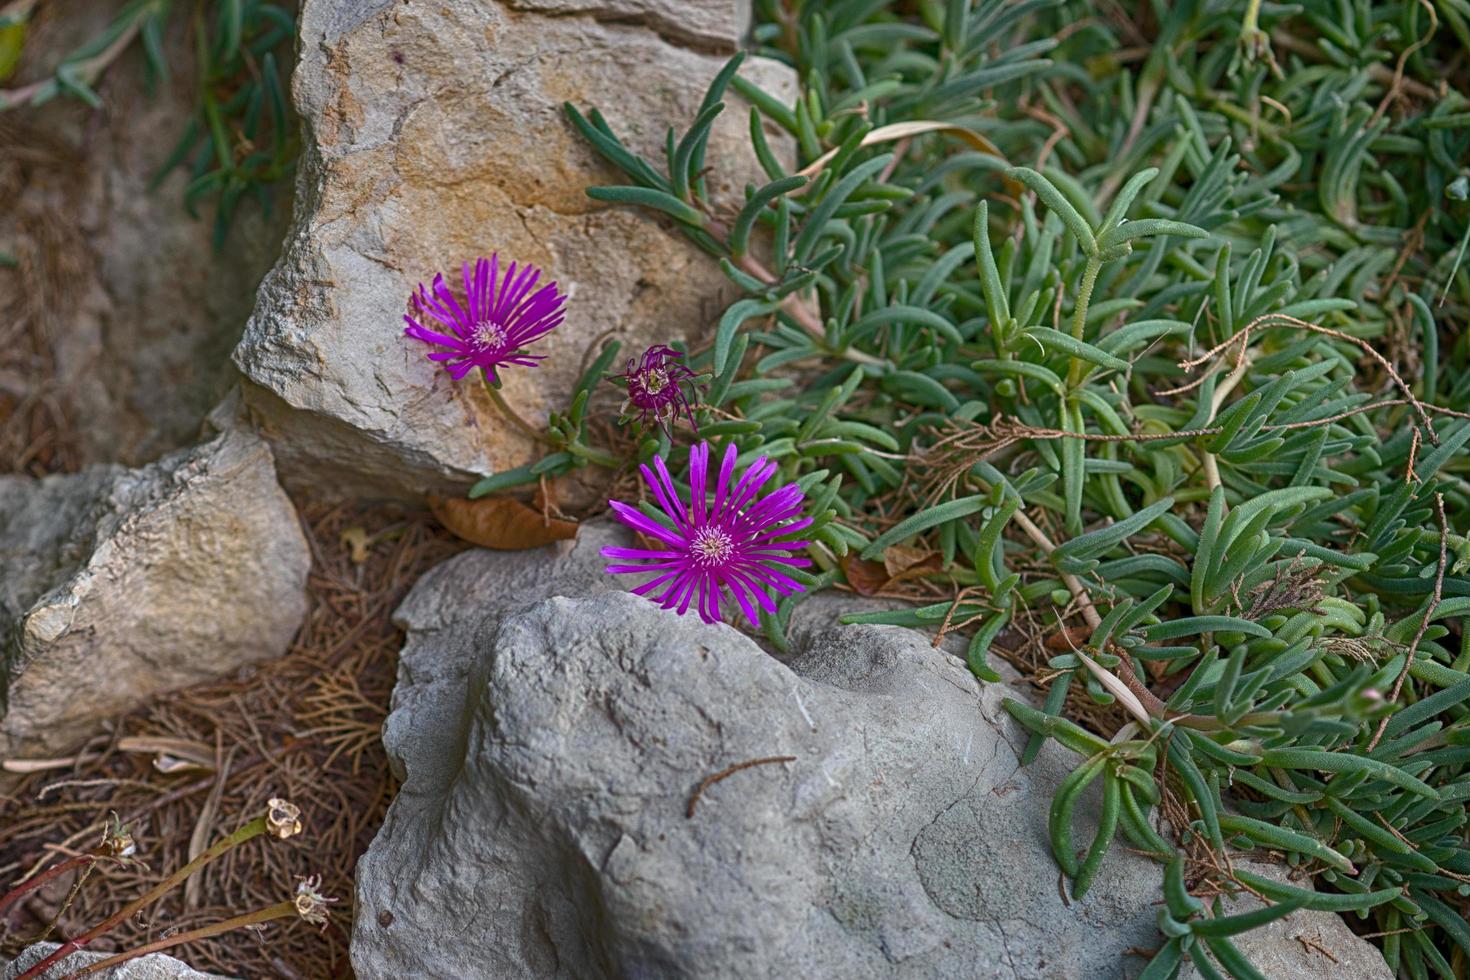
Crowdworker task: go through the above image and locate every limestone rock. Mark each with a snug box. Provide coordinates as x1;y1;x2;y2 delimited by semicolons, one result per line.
502;0;749;50
350;524;1391;979
0;427;310;762
3;943;231;980
234;0;795;497
1182;870;1392;980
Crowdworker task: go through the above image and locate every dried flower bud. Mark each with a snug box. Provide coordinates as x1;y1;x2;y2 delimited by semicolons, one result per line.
267;798;303;840
102;814;136;859
294;874;337;927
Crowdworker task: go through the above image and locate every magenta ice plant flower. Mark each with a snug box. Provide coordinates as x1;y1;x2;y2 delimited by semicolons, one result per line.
617;345;700;435
603;441;813;626
403;254;566;382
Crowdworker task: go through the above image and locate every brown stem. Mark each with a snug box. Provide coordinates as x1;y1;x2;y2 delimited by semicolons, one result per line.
709;219;888;369
17;816;270;980
1200;354;1252;494
1269;29;1437;100
687;756;796;818
1009;505;1170;721
1181;313;1435;445
56;902;297;980
0;855;96;922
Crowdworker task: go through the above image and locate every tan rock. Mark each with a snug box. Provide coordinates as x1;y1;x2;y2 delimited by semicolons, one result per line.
234;0;795;498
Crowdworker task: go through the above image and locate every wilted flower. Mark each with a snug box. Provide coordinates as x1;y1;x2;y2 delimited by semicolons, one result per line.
602;441;812;625
617;345;699;435
403;254;566;382
102;814;136;859
293;874;337;927
266;798;303;840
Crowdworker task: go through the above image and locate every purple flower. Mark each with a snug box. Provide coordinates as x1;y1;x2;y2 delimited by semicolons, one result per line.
617;345;700;435
404;254;566;382
603;441;813;626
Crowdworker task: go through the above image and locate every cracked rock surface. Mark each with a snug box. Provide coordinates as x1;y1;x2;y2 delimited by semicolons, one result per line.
351;522;1390;979
0;426;310;763
235;0;793;497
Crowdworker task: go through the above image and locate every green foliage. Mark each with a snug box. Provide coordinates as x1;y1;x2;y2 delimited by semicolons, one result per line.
1;0;297;248
557;0;1470;975
155;0;299;248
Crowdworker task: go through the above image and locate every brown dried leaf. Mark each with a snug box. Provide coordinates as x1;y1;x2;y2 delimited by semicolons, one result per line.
841;548;942;596
882;545;941;579
117;736;217;773
428;494;579;550
1044;625;1093;652
840;555;893;596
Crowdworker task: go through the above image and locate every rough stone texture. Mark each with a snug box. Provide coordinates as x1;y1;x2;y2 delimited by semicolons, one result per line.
3;943;231;980
0;0;290;467
0;426;310;762
1180;875;1387;980
351;523;1391;979
234;0;796;498
503;0;749;49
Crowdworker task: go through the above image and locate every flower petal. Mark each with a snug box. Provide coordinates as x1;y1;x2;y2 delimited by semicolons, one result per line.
608;500;686;548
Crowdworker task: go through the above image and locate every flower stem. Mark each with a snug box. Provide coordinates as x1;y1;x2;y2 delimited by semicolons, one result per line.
0;855;96;923
481;376;553;446
55;902;298;980
984;484;1170;724
17;816;271;980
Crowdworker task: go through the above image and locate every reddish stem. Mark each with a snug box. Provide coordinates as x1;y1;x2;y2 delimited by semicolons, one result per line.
55;902;297;980
0;855;97;922
16;816;268;980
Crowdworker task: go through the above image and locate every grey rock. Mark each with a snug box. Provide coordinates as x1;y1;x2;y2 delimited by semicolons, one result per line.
3;943;231;980
351;523;1391;979
1181;868;1392;979
234;0;795;498
0;427;310;762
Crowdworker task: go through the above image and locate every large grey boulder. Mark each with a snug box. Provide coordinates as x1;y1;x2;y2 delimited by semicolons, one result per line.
351;524;1390;979
234;0;795;497
3;943;230;979
0;427;310;762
